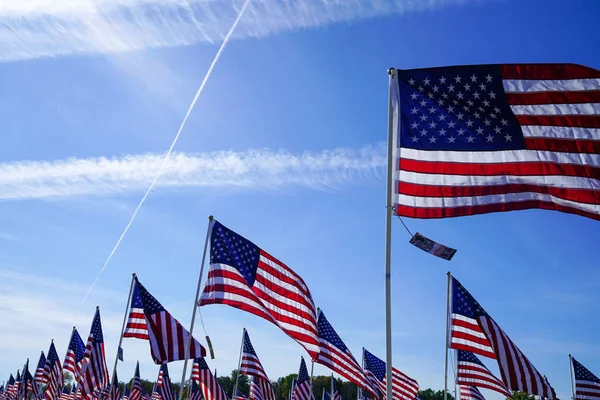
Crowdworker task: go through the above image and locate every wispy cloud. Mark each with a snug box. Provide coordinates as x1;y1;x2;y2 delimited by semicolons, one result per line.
0;144;385;200
0;0;483;62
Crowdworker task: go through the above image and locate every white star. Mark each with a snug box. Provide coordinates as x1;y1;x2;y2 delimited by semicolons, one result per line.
447;105;455;113
494;126;502;134
410;93;418;100
432;85;439;92
419;99;427;107
476;127;484;135
456;92;464;100
420;114;428;121
428;92;435;99
482;99;490;107
485;74;493;82
470;74;478;82
473;92;480;99
490;113;497;119
411;122;419;129
453;99;459;105
454;75;462;83
438;114;447;121
448;136;456;143
448;121;456;128
423;77;431;86
493;106;501;114
429;121;437;128
478;106;485;113
466;135;475;143
456;112;464;120
440;76;447;84
442;93;449;99
438;99;445;106
420;129;428;136
439;128;447;136
457;128;465;135
467;99;474;107
408;78;416;85
448;84;455;92
429;136;437;143
410;107;419;114
483;119;491;126
473;112;481;119
504;134;512;142
486;134;494;142
464;83;471;91
500;118;508;126
429;106;436;114
466;119;474;127
489;92;496;99
479;83;486;91
411;136;419;143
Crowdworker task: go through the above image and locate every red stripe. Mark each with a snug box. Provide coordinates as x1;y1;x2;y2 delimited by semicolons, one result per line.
516;115;600;129
525;137;600;154
258;251;312;300
451;318;486;336
501;64;600;80
452;331;494;349
506;90;600;105
398;182;600;205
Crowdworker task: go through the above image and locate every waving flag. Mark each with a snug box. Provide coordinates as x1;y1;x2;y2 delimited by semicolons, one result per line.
292;358;313;400
450;276;556;398
363;349;419;400
157;365;173;400
322;391;340;400
129;362;143;400
200;220;320;358
239;330;275;400
122;388;130;400
7;375;15;400
44;342;63;400
60;388;71;400
109;373;120;400
391;63;600;220
79;308;109;400
64;328;86;380
315;311;376;397
456;350;511;397
233;390;248;400
191;357;227;400
572;357;600;400
459;386;486;400
123;276;205;363
18;360;31;400
189;381;202;400
249;378;264;400
34;352;46;385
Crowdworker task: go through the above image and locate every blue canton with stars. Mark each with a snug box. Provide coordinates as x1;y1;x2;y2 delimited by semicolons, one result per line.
451;277;488;319
363;349;386;381
573;358;600;383
47;341;60;365
242;330;259;356
396;65;524;151
211;221;261;287
89;309;105;344
36;352;46;370
457;350;485;366
297;357;310;384
196;357;210;370
134;277;167;314
68;329;86;363
317;310;348;353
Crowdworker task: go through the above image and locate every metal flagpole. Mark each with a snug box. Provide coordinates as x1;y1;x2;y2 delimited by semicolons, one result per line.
232;328;246;399
569;354;577;400
309;361;315;398
178;216;214;400
384;67;398;400
444;272;452;400
358;348;364;400
330;374;334;400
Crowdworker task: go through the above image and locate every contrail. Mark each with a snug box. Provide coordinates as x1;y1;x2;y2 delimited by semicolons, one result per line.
82;0;252;303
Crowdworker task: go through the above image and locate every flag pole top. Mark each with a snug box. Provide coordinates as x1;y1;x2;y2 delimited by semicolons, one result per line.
388;68;396;76
446;271;451;276
132;272;136;277
96;305;100;309
209;215;214;221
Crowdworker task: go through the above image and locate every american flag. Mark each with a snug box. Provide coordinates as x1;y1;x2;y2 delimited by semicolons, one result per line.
79;308;109;400
13;372;20;400
18;360;31;400
322;391;340;400
363;349;419;400
249;378;264;400
7;374;16;400
109;373;120;400
123;277;206;363
239;330;275;400
456;350;511;398
392;64;600;220
26;369;43;400
572;357;600;400
142;392;150;400
122;388;130;400
189;381;201;400
64;328;86;381
199;221;320;359
44;342;63;400
60;388;72;400
314;311;376;397
459;386;486;400
34;352;46;385
292;358;312;400
450;276;556;398
129;362;142;400
156;365;173;400
191;357;227;400
233;390;248;400
0;382;5;400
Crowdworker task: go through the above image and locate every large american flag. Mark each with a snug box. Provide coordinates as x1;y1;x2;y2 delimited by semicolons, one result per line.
123;277;205;363
450;276;556;399
129;362;142;400
156;365;174;400
459;386;486;400
572;357;600;400
392;64;600;220
363;349;419;400
239;330;275;400
44;342;64;400
79;308;109;400
34;352;46;385
191;357;227;400
315;311;376;398
64;328;86;381
292;358;312;400
199;220;320;359
456;350;511;398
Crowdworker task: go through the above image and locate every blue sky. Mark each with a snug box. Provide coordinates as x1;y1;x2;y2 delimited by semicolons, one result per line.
0;0;598;399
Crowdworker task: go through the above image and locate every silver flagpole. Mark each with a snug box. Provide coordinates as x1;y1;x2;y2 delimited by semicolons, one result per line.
385;67;398;400
232;328;246;399
330;374;334;400
309;361;315;399
444;272;452;400
110;273;136;398
178;216;214;400
569;354;576;400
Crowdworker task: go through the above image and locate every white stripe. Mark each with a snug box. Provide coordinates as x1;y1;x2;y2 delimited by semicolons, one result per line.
451;337;495;355
258;255;310;293
503;78;600;92
575;386;600;396
399;170;600;191
510;102;600;115
521;125;600;140
400;148;600;167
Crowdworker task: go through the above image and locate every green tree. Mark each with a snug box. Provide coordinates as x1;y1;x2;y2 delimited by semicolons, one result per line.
419;389;455;400
510;392;536;400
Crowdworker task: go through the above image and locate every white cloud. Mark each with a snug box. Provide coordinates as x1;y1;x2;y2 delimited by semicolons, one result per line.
0;145;386;200
0;0;485;61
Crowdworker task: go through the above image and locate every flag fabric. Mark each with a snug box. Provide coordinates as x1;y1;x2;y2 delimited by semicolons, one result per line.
79;308;109;400
35;352;47;385
122;388;130;400
18;360;31;400
7;375;16;400
450;276;556;398
60;388;71;400
239;331;276;400
233;390;248;400
456;350;511;397
391;63;600;220
315;311;376;397
156;365;173;400
0;383;5;400
249;378;264;400
44;342;64;400
13;372;21;400
459;386;486;400
322;391;340;400
109;373;120;400
129;362;143;400
199;220;320;359
191;357;227;400
363;349;419;400
26;369;43;400
292;358;312;400
64;328;86;380
189;381;202;400
123;277;206;363
572;357;600;400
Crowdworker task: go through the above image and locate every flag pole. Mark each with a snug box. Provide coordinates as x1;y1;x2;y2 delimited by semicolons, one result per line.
384;67;398;400
330;374;334;400
309;361;315;399
232;328;246;399
569;354;576;400
110;273;136;396
178;216;214;400
358;348;364;400
444;272;452;400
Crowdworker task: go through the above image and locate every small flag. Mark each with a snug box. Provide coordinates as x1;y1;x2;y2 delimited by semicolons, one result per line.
129;362;142;400
363;349;419;400
459;386;486;400
572;357;600;400
118;348;124;362
44;342;63;400
64;328;86;381
239;331;275;400
78;308;109;400
34;352;46;385
456;350;511;397
291;358;313;400
409;233;456;260
191;357;227;400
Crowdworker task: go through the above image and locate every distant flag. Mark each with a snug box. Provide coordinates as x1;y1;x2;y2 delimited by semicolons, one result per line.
322;391;340;400
109;372;120;400
64;328;86;381
34;352;47;385
141;392;150;400
18;360;31;400
150;382;160;400
571;357;600;400
122;388;130;400
44;342;64;400
199;220;320;358
409;233;456;261
239;330;275;400
288;379;296;400
391;63;600;221
123;276;206;363
449;276;556;398
459;386;486;400
363;349;419;400
129;362;143;400
157;365;173;400
60;387;71;400
233;390;248;400
191;357;227;400
79;308;109;400
314;311;376;397
13;371;20;400
291;358;312;400
189;381;202;400
26;369;43;400
7;375;15;400
249;377;264;400
456;350;511;398
118;348;124;362
0;383;4;400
